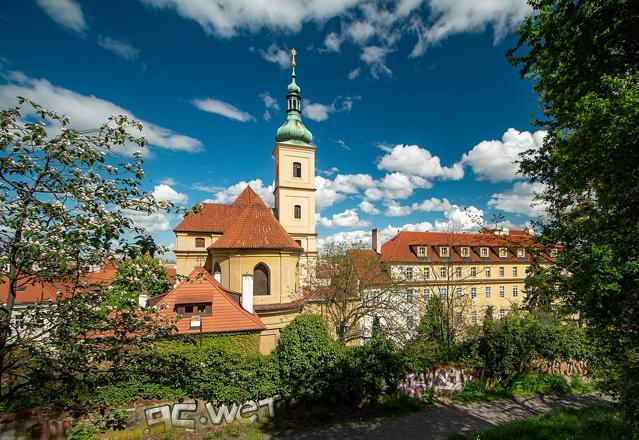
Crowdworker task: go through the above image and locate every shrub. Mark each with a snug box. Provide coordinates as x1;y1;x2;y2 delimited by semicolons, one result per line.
274;314;343;404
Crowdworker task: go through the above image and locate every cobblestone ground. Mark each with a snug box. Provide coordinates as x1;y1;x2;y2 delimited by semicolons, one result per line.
274;393;612;440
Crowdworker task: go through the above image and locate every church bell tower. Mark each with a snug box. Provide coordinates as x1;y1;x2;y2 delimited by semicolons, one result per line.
273;49;317;269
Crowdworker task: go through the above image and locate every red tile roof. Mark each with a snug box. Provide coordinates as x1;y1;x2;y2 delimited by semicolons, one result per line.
380;230;543;263
209;188;302;251
0;279;63;304
152;267;265;334
174;186;302;251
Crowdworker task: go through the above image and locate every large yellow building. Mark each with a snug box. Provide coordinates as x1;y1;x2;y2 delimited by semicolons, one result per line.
173;50;316;353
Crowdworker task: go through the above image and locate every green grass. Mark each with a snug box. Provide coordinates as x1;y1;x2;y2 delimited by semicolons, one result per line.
453;373;595;403
449;405;625;440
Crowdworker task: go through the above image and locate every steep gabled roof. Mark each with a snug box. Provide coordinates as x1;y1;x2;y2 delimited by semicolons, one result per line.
209;191;302;251
153;267;265;334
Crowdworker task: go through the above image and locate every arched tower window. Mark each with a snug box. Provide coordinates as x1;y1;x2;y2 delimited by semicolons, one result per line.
294;205;302;219
213;262;222;283
293;162;302;178
254;263;270;296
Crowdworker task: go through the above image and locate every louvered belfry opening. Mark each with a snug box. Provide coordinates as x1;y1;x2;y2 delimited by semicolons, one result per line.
253;263;270;295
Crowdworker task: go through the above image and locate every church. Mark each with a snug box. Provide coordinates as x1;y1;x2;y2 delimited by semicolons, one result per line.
170;50;316;353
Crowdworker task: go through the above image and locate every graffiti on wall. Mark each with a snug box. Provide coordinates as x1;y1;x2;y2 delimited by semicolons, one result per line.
141;397;280;434
398;366;478;397
0;396;281;439
530;358;588;377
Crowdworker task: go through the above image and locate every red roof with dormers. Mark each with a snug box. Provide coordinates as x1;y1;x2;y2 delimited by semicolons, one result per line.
174;186;302;251
150;267;265;334
380;229;550;263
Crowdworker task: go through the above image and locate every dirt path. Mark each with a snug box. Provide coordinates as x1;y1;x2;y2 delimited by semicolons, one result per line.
273;393;612;440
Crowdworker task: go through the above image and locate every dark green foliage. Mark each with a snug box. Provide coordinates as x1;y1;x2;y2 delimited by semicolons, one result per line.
111;254;172;299
449;405;625;440
508;0;639;429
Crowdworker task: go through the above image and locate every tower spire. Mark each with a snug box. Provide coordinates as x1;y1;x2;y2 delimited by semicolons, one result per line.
275;48;312;145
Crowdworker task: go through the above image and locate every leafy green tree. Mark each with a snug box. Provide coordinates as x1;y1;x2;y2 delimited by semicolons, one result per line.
508;0;639;425
0;99;176;408
112;254;171;299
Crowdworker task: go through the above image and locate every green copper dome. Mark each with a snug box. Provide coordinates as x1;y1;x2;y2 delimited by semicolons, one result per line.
276;52;313;145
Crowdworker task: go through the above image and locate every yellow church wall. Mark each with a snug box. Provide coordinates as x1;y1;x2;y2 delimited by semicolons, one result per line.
174;231;222;276
257;308;301;354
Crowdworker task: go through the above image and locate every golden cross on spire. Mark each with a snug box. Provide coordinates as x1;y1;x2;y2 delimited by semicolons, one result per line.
291;48;297;67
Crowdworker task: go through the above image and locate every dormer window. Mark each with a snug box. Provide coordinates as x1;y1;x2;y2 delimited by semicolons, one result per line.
499;248;508;258
417;246;426;257
439;246;450;257
293;162;302;178
175;302;212;317
517;248;526;258
460;247;470;257
550;248;558;257
480;247;489;258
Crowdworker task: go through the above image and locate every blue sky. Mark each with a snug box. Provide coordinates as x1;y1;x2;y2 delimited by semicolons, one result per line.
0;0;547;254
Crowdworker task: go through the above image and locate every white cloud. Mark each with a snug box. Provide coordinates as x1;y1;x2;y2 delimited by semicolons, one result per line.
378;144;464;180
36;0;87;33
302;100;332;122
192;98;254;122
159;177;177;186
360;46;393;78
331;174;376;194
315;175;347;210
384;200;413;217
97;35;140;60
140;0;362;37
347;21;376;44
410;0;531;57
317;209;370;228
379;172;414;199
125;209;173;232
260;44;291;68
260;92;280;121
347;68;361;80
359;200;380;215
318;230;370;250
0;71;203;153
152;184;188;204
206;179;274;207
487;181;547;217
434;205;484;231
324;32;343;52
383;196;453;216
461;128;546;182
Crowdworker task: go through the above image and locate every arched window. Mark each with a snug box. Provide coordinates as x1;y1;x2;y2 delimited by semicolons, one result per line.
213;262;222;283
294;205;302;219
254;263;270;296
293;162;302;178
195;238;205;248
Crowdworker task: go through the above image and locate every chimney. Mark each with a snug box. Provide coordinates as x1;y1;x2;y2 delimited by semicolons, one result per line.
372;228;381;254
138;293;148;308
527;227;535;236
501;227;509;235
241;273;253;313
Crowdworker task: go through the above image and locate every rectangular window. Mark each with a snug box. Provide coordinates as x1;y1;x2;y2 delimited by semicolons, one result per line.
439;267;447;278
461;247;470;257
405;267;414;280
517;248;525;258
439;288;448;299
407;316;415;330
499;308;506;319
440;246;449;257
485;267;491;277
499;286;505;297
455;267;462;278
424;288;431;301
480;247;489;258
470;287;477;299
471;310;477;325
294;204;302;219
417;246;426;257
470;267;477;278
499;267;505;277
195;238;205;248
456;287;462;299
512;285;519;297
485;286;491;298
512;266;518;277
550;248;558;257
423;267;430;279
499;247;508;258
406;289;415;303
